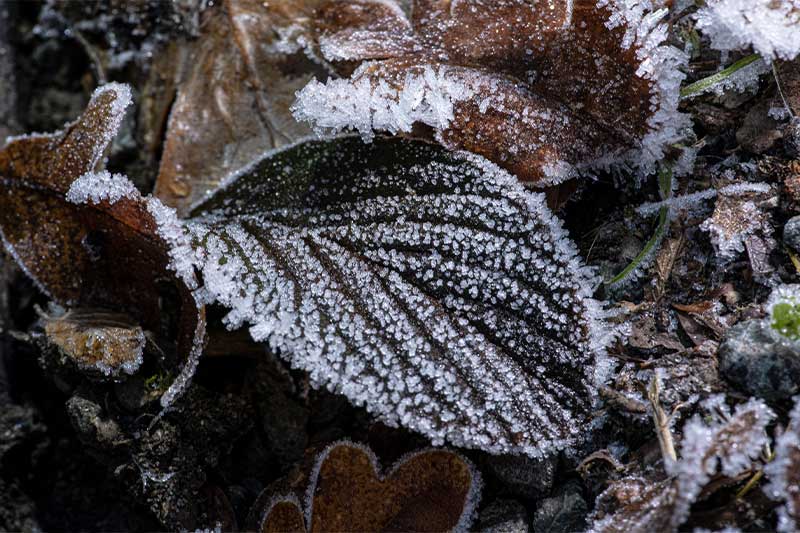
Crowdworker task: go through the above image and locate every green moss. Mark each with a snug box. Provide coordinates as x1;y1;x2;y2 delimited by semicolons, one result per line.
771;302;800;340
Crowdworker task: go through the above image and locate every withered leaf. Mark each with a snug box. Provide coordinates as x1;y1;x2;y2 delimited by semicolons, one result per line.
154;0;325;215
258;441;481;533
292;0;689;184
43;307;146;378
589;396;774;533
0;84;205;408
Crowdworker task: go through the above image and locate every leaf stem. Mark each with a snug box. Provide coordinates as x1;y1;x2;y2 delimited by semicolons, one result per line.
648;374;678;466
680;53;762;98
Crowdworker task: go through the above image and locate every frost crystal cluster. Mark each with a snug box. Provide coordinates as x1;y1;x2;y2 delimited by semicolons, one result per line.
695;0;800;62
290;0;689;184
66;170;138;206
185;136;616;457
671;395;774;525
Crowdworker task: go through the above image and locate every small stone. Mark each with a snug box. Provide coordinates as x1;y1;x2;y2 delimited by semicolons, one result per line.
718;319;800;402
531;479;587;533
784;215;800;252
476;499;530;533
486;453;557;500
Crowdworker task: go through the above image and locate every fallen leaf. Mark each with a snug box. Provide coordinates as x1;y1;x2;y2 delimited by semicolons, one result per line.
292;0;689;184
43;307;146;378
258;441;481;532
0;84;205;408
154;0;324;215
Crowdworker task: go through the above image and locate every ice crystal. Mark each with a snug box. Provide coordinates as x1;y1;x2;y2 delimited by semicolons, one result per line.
66;170;138;206
186;135;616;457
694;0;800;62
765;398;800;532
290;0;690;184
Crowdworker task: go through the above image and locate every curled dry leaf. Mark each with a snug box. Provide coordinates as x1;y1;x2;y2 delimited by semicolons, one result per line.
292;0;689;184
589;395;774;533
154;0;324;215
0;84;205;408
186;135;617;457
43;307;146;378
258;440;481;533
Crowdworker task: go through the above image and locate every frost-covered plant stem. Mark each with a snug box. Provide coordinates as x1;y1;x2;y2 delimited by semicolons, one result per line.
680;53;761;98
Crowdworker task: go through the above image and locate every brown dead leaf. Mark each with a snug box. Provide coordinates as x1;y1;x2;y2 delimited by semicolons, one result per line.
0;84;205;407
293;0;688;185
258;441;480;533
154;0;325;215
43;308;145;378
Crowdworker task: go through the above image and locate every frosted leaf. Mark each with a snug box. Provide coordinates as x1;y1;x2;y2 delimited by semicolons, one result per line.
694;0;800;62
257;440;481;532
187;136;617;457
671;396;774;527
154;0;323;215
699;183;776;263
66;170;138;206
765;398;800;532
589;396;774;532
0;83;206;409
291;0;690;184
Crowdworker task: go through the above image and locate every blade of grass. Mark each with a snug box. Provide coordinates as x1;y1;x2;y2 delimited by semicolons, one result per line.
681;53;761;98
607;166;673;287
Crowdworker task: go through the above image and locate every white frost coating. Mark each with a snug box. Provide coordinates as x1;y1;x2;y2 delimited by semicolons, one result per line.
695;0;800;62
302;440;481;533
66;170;138;205
294;0;691;182
145;197;198;291
671;395;774;527
598;0;692;178
293;64;476;141
158;293;206;410
85;83;132;169
142;198;205;410
187;137;620;457
636;182;772;216
765;397;800;532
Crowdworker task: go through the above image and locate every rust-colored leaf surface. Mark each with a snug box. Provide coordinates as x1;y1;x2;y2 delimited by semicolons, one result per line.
0;84;205;406
259;441;481;533
154;0;324;215
293;0;689;185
